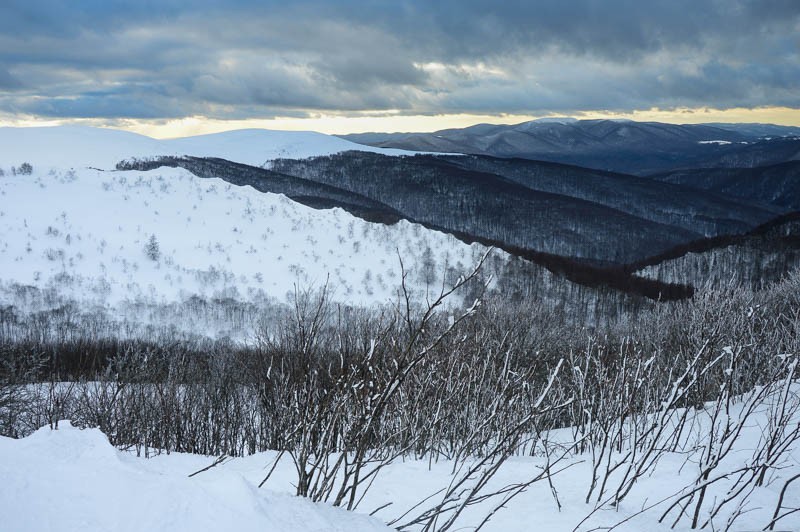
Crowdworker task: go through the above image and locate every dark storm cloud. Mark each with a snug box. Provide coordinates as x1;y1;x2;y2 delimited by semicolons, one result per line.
0;0;797;120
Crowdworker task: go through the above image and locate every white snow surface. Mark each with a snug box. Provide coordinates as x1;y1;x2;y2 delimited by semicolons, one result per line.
0;422;393;532
0;168;484;304
0;125;494;340
0;125;412;171
0;166;489;310
3;392;800;532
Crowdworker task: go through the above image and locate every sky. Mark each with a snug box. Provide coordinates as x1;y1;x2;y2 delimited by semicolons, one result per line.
0;0;798;137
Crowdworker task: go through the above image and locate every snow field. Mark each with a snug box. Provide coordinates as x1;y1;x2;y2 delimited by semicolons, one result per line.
0;166;493;324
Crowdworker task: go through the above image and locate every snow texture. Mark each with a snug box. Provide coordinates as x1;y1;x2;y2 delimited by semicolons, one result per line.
4;393;800;532
0;422;393;532
0;126;497;323
0;166;490;309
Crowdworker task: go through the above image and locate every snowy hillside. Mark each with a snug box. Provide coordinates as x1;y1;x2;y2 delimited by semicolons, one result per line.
0;125;412;171
0;166;492;312
2;124;799;532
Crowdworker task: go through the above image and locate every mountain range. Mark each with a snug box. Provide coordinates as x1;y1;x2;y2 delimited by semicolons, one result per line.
341;119;800;175
1;121;799;331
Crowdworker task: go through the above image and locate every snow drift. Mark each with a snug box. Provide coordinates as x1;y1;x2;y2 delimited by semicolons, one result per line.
0;422;392;532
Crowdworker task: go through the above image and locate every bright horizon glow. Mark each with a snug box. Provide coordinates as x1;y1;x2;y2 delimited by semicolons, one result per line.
1;107;798;139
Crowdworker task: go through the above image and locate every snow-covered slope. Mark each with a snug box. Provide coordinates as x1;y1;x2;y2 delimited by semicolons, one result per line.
0;166;491;310
0;422;392;532
0;126;491;339
0;125;412;171
4;395;799;532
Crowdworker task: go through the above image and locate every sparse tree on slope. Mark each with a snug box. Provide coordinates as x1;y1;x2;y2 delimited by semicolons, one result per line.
144;234;161;261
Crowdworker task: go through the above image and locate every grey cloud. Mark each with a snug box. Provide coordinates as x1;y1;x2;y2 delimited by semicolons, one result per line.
0;0;797;120
0;66;22;90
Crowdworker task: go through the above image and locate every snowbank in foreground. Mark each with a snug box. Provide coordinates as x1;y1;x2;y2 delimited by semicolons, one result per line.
2;409;800;532
0;422;392;532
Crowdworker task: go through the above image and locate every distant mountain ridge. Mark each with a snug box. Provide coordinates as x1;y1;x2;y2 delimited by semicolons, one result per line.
267;152;782;264
340;119;800;175
634;213;800;290
652;161;800;211
2;125;798;308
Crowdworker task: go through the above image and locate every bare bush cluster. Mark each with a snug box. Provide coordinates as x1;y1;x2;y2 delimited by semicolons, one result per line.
1;263;800;530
